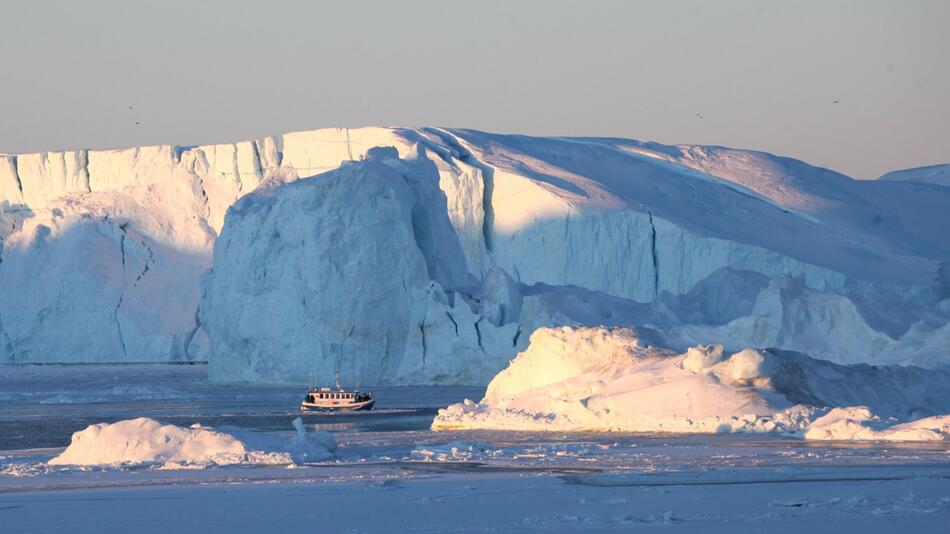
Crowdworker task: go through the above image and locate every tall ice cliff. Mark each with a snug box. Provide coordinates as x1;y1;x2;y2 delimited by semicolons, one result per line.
1;127;948;383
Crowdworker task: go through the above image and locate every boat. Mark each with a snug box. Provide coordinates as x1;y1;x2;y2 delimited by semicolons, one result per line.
301;373;375;412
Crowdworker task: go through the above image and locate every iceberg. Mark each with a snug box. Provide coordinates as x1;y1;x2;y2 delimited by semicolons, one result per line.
432;326;950;440
802;407;950;442
48;417;335;468
201;147;518;384
877;163;950;187
1;127;948;383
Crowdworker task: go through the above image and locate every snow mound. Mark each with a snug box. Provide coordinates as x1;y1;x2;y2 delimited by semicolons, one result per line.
803;407;950;442
48;417;335;467
433;327;950;440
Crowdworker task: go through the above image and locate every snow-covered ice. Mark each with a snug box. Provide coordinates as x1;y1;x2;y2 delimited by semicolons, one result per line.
877;163;950;187
3;127;950;384
49;417;254;467
803;407;950;442
48;416;335;468
4;463;947;533
433;326;950;439
3;122;948;529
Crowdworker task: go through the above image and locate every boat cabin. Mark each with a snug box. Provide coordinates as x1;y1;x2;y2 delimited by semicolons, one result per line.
307;390;365;403
306;386;371;404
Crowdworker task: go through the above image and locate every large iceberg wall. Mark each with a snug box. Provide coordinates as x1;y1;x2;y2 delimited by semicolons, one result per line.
2;126;948;379
201;148;517;384
0;129;391;363
0;172;217;363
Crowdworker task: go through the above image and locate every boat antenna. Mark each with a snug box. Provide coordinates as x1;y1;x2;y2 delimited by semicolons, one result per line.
335;371;341;391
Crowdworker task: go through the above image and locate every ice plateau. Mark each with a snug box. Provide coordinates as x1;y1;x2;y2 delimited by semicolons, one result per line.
1;126;949;384
432;326;950;440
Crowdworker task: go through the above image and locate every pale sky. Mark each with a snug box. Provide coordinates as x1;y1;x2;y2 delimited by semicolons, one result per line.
0;0;947;178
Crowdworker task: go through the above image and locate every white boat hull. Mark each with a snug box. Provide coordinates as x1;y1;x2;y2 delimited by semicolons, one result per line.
301;399;375;412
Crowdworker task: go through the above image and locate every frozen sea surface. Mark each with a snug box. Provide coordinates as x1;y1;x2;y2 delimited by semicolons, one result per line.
1;364;948;533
